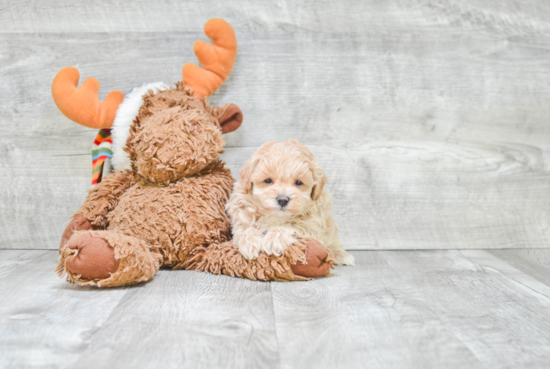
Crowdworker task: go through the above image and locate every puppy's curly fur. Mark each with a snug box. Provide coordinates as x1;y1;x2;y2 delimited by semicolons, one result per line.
227;140;355;265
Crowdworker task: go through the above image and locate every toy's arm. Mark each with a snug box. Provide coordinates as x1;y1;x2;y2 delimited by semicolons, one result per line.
59;170;136;252
74;170;136;228
185;238;334;281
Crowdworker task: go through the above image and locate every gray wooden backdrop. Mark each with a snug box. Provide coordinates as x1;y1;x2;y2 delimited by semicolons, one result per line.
1;0;549;250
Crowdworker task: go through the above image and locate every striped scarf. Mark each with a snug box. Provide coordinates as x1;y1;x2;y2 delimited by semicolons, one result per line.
91;129;113;186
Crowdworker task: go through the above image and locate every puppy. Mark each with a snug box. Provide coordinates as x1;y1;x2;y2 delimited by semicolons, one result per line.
227;140;355;266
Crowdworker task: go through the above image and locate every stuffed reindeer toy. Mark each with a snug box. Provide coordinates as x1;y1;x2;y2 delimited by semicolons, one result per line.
53;19;333;287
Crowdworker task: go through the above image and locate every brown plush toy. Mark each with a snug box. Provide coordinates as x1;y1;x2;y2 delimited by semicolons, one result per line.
53;19;334;287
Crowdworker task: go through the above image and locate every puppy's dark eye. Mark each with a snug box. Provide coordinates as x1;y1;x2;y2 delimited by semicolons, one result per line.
264;178;273;184
295;180;303;186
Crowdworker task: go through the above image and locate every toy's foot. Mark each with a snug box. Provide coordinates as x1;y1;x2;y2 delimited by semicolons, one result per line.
64;232;119;280
56;230;162;288
291;240;333;278
59;215;92;254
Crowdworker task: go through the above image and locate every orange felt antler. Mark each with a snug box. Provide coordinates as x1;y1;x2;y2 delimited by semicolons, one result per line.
182;19;238;99
51;67;124;129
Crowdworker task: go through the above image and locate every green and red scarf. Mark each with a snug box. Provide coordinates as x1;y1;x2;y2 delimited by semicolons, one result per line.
91;129;113;186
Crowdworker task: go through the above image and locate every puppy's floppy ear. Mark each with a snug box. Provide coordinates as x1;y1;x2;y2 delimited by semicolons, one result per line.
239;141;277;194
287;140;327;200
238;157;257;194
213;103;243;133
310;161;328;201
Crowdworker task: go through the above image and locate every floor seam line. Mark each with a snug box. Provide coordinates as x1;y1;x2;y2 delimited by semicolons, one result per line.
269;282;283;369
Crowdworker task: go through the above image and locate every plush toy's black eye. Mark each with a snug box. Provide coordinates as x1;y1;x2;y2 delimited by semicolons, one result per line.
295;180;303;186
264;178;273;184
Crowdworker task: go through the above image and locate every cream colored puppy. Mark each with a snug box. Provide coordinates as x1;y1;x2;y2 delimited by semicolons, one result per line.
227;140;355;266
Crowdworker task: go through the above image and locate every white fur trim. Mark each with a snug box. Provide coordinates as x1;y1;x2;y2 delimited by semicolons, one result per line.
111;82;167;171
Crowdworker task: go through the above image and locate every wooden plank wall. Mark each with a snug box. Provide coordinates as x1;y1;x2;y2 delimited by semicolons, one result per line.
1;0;549;250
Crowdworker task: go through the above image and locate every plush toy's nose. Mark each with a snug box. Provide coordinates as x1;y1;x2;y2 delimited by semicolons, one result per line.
277;195;290;208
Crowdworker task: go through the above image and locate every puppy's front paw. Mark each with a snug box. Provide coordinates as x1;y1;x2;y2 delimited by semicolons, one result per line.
235;228;263;260
333;250;355;266
261;227;296;256
238;242;260;260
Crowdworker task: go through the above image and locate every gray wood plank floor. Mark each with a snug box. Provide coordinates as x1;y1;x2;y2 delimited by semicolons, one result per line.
1;249;549;368
2;0;550;250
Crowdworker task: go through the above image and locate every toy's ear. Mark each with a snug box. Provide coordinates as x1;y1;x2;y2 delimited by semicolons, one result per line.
219;104;243;133
310;161;328;201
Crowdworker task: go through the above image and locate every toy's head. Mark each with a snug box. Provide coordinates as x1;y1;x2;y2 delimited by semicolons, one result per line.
126;88;241;183
51;19;242;184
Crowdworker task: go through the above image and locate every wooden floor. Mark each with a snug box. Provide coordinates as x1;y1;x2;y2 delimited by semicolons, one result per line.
1;250;549;368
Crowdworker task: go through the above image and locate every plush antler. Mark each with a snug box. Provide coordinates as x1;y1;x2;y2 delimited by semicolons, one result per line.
51;67;124;129
182;19;238;99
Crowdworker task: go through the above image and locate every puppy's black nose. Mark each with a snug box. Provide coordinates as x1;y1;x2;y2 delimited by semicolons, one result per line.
277;195;290;208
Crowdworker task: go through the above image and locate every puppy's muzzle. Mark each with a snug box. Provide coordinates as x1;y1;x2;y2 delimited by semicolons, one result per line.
277;195;290;208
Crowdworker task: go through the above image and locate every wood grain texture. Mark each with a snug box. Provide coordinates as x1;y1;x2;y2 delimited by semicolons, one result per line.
488;249;550;286
271;250;550;368
1;250;550;368
0;251;130;368
71;270;280;369
0;250;279;369
2;0;550;249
